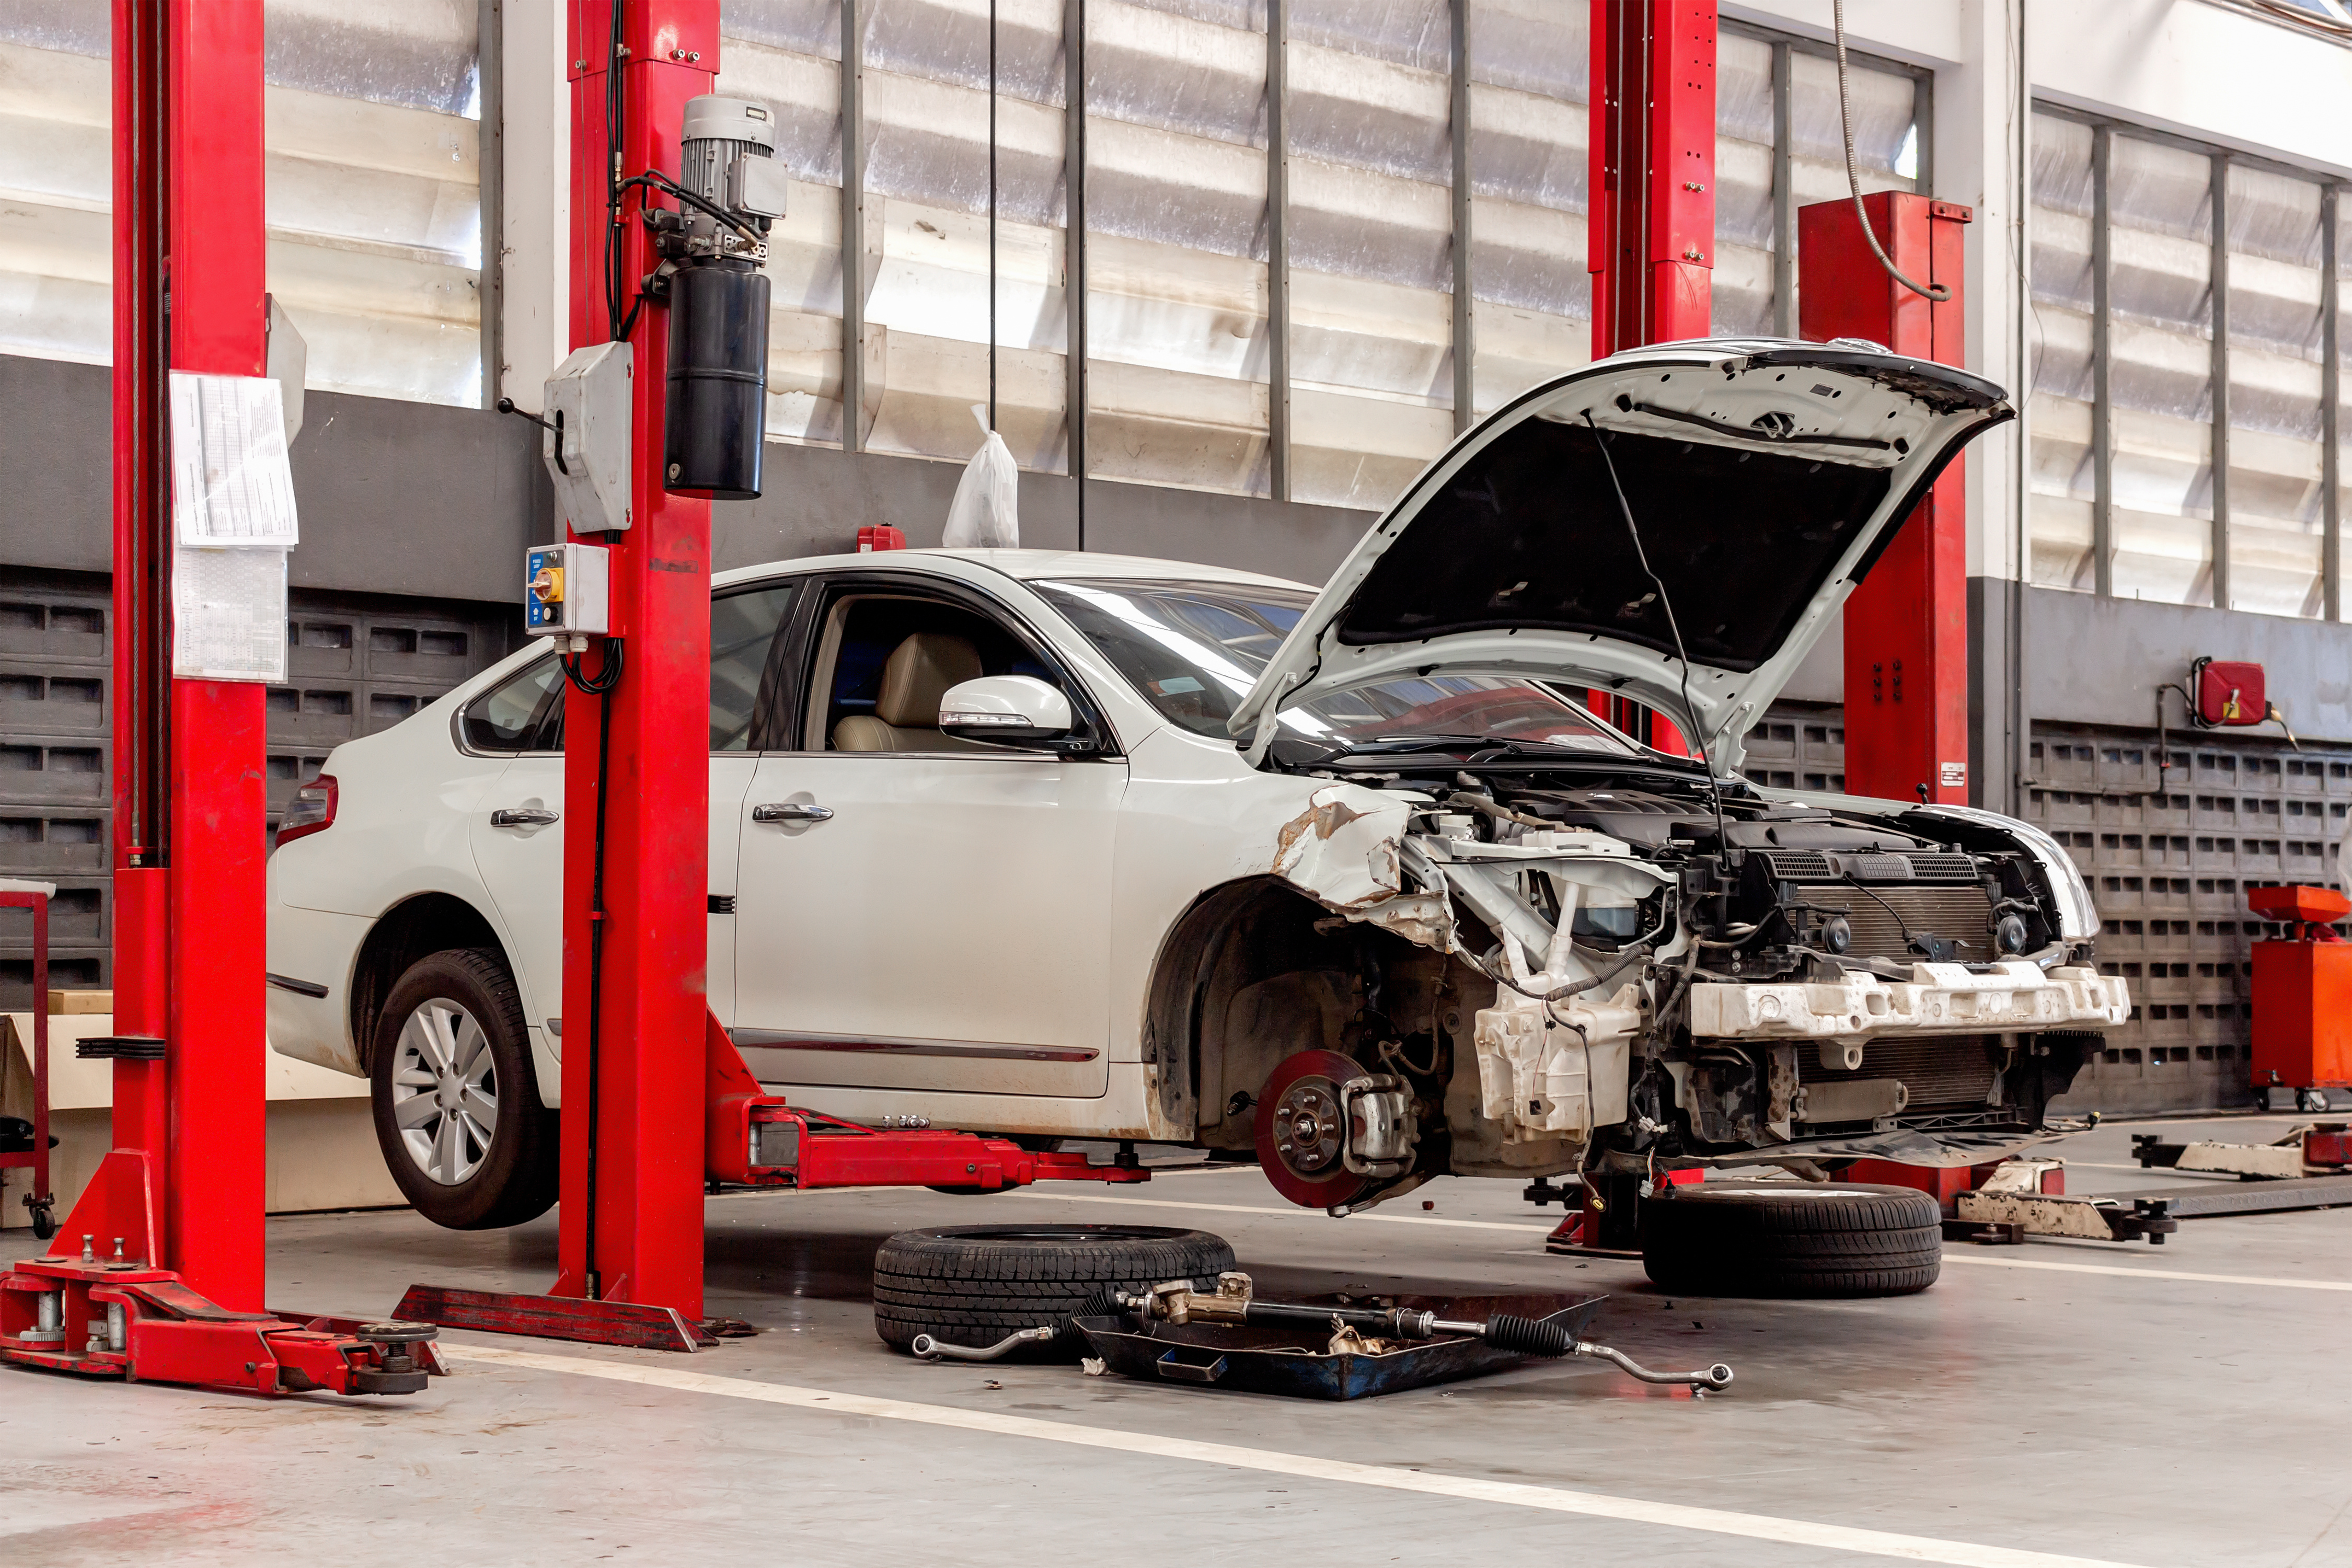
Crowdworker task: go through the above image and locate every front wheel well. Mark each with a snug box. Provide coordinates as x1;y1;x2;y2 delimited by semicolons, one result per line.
1139;878;1471;1151
350;893;507;1073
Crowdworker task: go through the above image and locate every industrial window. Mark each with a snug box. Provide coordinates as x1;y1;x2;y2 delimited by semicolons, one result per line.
0;3;484;405
716;0;849;446
2028;106;2343;621
710;3;1928;517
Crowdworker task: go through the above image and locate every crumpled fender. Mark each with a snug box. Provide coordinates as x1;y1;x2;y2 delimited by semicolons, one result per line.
1267;783;1455;950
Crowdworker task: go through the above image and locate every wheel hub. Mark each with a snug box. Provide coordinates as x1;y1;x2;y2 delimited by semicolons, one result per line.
1252;1049;1377;1210
1272;1082;1344;1175
389;998;499;1187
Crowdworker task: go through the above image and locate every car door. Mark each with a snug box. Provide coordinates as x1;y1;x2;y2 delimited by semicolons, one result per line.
467;579;803;1041
731;574;1123;1098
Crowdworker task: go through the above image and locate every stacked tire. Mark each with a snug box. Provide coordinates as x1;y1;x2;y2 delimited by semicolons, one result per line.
1640;1182;1942;1298
873;1224;1235;1357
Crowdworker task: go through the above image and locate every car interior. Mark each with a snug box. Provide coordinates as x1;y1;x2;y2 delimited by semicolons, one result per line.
808;593;1071;754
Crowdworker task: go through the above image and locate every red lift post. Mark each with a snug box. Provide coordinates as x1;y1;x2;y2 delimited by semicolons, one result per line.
1798;192;1974;804
1542;0;1716;1253
1584;0;1713;757
0;0;429;1398
393;0;1147;1353
545;0;720;1324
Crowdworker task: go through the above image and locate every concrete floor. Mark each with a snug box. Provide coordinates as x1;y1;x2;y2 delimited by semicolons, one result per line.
4;1113;2349;1567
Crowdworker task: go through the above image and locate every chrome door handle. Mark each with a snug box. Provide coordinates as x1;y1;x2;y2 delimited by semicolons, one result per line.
752;802;834;824
489;806;560;827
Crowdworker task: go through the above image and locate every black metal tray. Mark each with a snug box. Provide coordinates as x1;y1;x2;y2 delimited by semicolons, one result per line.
1073;1292;1603;1400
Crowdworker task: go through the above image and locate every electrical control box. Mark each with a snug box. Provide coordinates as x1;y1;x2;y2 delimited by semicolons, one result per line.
541;342;633;534
524;543;609;637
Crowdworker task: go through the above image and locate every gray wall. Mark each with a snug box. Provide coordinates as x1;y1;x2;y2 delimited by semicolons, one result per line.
716;442;1377;587
0;356;547;605
13;352;2352;752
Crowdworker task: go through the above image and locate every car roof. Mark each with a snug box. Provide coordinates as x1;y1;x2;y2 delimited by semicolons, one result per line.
712;547;1315;595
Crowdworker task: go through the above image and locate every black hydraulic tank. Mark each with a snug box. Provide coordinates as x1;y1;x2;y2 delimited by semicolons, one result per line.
665;258;770;498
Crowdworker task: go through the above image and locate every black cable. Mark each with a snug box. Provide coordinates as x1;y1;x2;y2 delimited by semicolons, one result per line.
567;635;621;1298
606;0;627;343
1580;413;1730;851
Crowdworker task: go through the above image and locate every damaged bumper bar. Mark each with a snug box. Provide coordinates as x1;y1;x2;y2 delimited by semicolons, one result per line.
1688;962;2130;1042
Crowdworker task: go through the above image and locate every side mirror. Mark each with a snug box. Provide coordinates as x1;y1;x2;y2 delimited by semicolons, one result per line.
938;675;1075;745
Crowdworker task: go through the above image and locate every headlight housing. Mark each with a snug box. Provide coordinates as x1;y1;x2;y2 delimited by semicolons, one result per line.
1912;803;2099;942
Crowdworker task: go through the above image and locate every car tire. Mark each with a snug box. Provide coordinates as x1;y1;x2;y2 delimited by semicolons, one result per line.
872;1224;1235;1358
370;947;559;1231
1640;1181;1941;1298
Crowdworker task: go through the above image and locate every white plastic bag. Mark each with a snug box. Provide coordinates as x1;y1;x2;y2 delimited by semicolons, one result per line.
943;404;1020;549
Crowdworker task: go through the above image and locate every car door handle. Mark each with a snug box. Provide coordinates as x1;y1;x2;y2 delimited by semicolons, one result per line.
752;802;834;824
490;806;560;827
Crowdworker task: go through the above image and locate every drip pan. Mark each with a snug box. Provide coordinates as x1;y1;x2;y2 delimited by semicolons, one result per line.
1073;1292;1604;1400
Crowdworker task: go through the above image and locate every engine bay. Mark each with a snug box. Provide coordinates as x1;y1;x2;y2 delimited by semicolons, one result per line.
1258;756;2132;1209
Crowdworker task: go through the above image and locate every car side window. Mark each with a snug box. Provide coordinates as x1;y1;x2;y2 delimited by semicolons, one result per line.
460;656;565;753
710;582;799;752
799;589;1073;753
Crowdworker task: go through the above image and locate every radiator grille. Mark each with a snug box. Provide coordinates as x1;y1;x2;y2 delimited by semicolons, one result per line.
1803;883;1996;964
1800;1033;2002;1114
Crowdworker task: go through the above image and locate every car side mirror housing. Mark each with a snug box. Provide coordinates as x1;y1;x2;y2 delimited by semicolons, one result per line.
938;675;1075;745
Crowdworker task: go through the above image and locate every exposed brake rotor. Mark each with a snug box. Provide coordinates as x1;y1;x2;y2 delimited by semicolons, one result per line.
1253;1048;1376;1210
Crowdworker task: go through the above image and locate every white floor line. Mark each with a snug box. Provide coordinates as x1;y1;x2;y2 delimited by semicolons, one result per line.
446;1342;2148;1568
1937;1252;2352;1292
1015;1190;2352;1292
1009;1189;1555;1234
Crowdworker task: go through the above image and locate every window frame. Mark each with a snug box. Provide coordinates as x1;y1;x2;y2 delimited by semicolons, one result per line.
783;570;1123;759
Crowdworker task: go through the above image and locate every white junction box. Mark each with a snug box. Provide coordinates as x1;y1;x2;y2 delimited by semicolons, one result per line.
541;341;633;534
524;543;609;636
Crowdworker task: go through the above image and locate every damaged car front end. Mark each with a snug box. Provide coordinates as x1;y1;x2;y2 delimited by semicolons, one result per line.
1206;339;2130;1212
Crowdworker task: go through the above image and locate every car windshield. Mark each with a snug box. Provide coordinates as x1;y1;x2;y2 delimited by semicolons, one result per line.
1034;579;1635;758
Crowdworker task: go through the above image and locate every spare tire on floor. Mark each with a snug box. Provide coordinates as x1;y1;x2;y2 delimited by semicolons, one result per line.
873;1224;1235;1358
1640;1181;1941;1299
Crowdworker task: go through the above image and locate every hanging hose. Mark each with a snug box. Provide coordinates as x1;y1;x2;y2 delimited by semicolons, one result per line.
1832;0;1949;303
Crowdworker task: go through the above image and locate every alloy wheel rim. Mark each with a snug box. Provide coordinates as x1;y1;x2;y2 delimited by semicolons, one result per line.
389;998;498;1185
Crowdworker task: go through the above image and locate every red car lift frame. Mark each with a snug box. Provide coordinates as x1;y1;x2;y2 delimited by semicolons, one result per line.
1583;0;1715;753
1799;191;1974;806
395;0;1147;1354
0;0;430;1399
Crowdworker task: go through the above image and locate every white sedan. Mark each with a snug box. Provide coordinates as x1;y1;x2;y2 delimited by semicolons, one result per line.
266;340;2127;1231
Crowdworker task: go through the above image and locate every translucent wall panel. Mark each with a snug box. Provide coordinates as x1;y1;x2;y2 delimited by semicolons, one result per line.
1285;0;1453;511
1465;0;1585;418
0;1;485;407
855;0;1068;471
720;0;845;445
1711;31;1774;339
2224;164;2324;617
1085;0;1271;495
2028;114;2095;591
1786;49;1914;329
263;0;483;406
2109;135;2216;605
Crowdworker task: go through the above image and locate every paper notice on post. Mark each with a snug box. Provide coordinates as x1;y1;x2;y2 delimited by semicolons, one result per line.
173;546;289;682
169;371;299;548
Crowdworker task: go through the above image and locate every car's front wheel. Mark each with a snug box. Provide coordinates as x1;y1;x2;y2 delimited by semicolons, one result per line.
370;948;559;1230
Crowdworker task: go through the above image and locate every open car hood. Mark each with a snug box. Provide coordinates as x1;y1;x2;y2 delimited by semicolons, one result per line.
1229;339;2013;773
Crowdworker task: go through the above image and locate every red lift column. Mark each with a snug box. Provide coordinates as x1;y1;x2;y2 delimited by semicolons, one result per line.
548;1;719;1318
1798;193;1973;804
1586;0;1714;757
113;0;271;1310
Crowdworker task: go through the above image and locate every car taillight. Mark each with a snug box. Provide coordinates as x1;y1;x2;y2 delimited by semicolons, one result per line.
278;774;338;846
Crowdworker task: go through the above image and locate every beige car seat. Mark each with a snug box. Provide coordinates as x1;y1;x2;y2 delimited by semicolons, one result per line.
831;631;988;752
